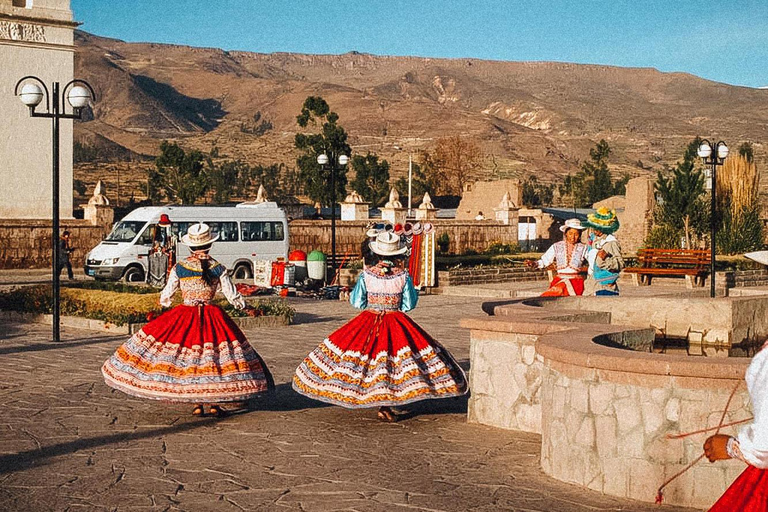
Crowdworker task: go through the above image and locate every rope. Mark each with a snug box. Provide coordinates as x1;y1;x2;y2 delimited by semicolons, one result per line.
655;380;742;504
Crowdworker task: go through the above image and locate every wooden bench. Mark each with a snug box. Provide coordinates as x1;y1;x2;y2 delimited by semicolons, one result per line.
624;248;710;288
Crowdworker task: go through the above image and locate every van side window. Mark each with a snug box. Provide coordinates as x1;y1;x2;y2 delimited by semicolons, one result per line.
241;221;285;241
137;224;157;246
171;222;197;241
208;222;239;242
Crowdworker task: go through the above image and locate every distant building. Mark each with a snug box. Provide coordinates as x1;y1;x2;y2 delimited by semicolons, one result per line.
1;0;78;219
456;179;523;221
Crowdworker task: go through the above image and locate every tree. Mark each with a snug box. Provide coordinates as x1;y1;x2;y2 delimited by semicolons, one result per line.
395;159;435;204
521;176;555;207
716;152;763;254
431;136;483;195
294;96;351;206
207;158;247;204
558;140;623;207
648;137;708;249
149;141;207;205
350;153;390;207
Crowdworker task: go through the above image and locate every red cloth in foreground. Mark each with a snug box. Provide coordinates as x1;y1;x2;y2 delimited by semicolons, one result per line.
709;465;768;511
541;275;585;297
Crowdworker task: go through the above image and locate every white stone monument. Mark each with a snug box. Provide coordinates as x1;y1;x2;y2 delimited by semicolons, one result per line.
340;190;369;221
494;191;519;226
414;192;438;221
1;0;78;219
380;188;407;226
81;180;113;226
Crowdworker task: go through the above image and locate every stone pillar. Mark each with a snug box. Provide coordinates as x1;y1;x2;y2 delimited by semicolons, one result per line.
380;188;407;225
620;176;655;254
414;192;438;221
81;180;113;227
340;190;370;221
494;192;519;226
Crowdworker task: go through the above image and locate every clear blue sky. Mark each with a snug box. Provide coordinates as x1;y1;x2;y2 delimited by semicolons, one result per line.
71;0;768;88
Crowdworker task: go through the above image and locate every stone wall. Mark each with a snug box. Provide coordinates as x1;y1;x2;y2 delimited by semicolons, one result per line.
445;266;548;286
456;179;523;220
288;220;518;256
0;220;110;268
463;299;755;509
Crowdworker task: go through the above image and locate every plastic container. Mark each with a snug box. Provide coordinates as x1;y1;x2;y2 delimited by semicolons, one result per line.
307;250;327;281
289;250;308;282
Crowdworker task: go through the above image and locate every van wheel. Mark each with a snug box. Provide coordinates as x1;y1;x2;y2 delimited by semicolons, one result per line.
123;266;145;283
233;263;253;280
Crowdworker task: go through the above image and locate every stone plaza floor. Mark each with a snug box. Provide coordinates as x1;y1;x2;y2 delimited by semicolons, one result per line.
0;294;699;511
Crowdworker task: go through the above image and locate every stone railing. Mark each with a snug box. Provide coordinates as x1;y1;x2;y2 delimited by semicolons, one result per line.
462;298;753;509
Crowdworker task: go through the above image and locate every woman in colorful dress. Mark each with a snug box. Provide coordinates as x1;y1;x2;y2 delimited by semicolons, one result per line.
583;208;624;296
102;223;274;417
293;231;468;422
704;339;768;510
525;218;589;296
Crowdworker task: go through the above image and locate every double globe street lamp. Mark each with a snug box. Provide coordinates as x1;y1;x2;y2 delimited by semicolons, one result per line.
697;139;729;298
15;76;96;342
317;152;349;284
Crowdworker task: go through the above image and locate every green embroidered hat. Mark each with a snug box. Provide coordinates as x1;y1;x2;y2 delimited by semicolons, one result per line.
586;207;620;234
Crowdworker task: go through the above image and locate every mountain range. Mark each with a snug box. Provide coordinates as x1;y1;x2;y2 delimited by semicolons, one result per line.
73;30;768;192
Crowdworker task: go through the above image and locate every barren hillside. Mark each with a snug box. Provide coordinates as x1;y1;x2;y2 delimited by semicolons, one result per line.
73;30;768;199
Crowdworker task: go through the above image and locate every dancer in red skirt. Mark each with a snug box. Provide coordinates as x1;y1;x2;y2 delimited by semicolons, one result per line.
293;231;468;422
704;340;768;511
525;218;588;296
102;223;273;417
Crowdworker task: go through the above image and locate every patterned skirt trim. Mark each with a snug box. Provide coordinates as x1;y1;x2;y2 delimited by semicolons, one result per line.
293;310;468;408
102;305;273;403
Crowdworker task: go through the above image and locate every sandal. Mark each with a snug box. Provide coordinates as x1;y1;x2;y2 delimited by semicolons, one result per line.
209;405;227;418
192;405;204;416
377;407;396;423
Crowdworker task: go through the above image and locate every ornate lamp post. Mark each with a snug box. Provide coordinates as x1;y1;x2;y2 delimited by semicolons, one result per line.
317;152;349;283
697;139;729;298
15;76;96;342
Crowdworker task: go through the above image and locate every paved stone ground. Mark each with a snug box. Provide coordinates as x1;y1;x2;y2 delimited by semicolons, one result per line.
0;295;698;512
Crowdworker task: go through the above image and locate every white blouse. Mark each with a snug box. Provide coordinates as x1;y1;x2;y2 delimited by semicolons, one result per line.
734;347;768;468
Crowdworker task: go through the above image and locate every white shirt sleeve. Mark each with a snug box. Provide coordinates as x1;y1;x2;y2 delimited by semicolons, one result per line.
737;349;768;468
159;267;179;307
538;243;557;269
219;271;246;310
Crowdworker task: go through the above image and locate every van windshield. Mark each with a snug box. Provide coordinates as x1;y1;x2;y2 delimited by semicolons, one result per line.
105;221;146;243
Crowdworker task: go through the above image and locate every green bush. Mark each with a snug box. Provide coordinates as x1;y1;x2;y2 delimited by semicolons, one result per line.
485;241;521;255
436;233;450;254
0;286;295;326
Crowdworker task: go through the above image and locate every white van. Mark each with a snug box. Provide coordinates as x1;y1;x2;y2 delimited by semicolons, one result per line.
85;202;289;282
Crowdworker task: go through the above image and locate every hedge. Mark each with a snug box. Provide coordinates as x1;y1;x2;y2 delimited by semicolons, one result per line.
0;286;294;326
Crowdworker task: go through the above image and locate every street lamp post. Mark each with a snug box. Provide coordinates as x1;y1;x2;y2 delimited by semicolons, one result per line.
697;139;729;298
317;152;349;284
15;76;96;342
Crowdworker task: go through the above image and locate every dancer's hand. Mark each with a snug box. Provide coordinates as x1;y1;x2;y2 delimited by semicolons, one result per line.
523;259;538;270
704;434;732;462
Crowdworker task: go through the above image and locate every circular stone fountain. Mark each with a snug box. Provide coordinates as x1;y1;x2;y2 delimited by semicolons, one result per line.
462;295;767;509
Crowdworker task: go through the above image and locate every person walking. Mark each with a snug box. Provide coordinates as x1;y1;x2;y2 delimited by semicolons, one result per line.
102;223;274;417
525;219;588;296
58;230;74;280
293;231;468;422
583;208;624;296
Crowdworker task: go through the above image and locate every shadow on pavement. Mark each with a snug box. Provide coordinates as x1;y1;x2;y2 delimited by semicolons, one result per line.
0;334;122;356
0;416;221;475
254;382;333;411
292;312;340;325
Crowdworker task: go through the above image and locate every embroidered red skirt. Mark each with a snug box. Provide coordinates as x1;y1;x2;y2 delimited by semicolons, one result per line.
541;275;584;297
709;465;768;511
102;304;274;403
293;310;468;408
